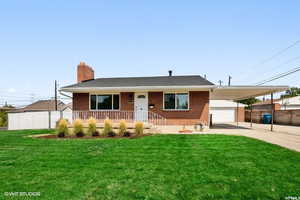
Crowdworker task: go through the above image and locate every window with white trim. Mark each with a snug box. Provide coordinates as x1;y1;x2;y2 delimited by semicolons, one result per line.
90;94;120;110
164;93;188;110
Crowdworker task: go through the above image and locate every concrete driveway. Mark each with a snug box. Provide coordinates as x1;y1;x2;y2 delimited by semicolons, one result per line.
210;122;300;152
159;122;300;152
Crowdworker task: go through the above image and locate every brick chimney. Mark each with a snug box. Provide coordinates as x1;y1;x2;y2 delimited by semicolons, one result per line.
77;62;94;83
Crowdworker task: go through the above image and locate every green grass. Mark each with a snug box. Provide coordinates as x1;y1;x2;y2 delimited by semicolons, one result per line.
0;130;300;200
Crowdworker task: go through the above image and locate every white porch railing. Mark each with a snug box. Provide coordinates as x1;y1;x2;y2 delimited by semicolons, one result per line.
72;110;167;126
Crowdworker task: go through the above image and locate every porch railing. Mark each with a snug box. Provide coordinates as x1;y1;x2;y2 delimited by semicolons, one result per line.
72;110;166;126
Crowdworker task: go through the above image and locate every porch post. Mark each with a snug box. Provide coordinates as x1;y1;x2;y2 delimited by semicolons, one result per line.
271;93;274;132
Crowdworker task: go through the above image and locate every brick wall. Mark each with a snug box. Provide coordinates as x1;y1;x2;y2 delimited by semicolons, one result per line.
245;109;300;126
252;103;281;111
73;93;89;110
148;91;209;125
120;92;134;111
236;107;245;122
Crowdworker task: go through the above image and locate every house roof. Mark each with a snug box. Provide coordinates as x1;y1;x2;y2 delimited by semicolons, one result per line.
252;99;280;106
11;100;66;113
60;75;288;100
62;75;214;89
252;95;300;106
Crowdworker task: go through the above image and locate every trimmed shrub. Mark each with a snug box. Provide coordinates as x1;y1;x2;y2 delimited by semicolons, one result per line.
57;119;68;137
92;131;100;137
135;121;144;135
118;120;127;136
87;117;98;136
0;111;7;127
103;118;113;136
123;131;131;137
107;131;116;137
73;119;84;137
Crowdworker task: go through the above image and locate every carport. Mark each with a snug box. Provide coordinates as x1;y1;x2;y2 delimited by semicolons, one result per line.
210;85;289;131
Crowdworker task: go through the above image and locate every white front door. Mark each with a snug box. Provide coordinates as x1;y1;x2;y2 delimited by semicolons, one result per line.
134;92;148;122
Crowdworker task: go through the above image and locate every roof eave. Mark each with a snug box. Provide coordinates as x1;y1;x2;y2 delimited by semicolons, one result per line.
60;85;216;93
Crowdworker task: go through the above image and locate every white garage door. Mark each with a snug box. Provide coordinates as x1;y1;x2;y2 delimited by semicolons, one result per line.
210;108;235;123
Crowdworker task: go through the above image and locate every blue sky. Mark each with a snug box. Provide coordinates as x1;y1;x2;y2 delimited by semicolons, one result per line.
1;0;300;106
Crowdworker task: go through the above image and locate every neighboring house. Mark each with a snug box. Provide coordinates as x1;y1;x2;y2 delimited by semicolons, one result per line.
280;96;300;110
252;96;300;111
8;100;73;130
11;100;66;113
60;62;288;126
210;100;245;123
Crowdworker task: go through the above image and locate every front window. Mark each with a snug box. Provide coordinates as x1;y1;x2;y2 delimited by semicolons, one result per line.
90;94;120;110
164;93;188;110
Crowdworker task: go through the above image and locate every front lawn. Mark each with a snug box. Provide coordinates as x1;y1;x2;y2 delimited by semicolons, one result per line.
0;130;300;200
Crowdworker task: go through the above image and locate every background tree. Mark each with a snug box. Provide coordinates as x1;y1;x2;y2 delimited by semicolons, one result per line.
281;87;300;98
236;97;261;109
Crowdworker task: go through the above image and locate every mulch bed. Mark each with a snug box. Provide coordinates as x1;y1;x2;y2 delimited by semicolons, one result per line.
37;134;152;139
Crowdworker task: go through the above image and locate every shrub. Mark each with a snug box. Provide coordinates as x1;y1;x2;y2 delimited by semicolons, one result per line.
73;119;84;137
103;118;113;136
107;131;116;137
87;117;97;136
123;131;131;137
135;121;144;135
118;120;127;136
0;111;7;127
92;131;100;137
57;119;68;137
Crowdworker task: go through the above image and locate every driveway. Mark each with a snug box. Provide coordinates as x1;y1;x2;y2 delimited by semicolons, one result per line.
159;123;300;152
209;122;300;152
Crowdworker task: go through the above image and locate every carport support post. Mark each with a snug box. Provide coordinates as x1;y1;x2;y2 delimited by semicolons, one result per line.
236;102;239;127
271;93;274;132
250;104;253;128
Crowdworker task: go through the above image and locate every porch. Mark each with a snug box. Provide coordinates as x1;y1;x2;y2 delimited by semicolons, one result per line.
72;110;167;126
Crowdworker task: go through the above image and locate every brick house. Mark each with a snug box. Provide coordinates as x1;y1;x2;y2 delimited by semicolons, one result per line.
60;62;288;126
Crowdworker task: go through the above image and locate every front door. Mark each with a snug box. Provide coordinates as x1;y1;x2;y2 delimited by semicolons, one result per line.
134;92;148;122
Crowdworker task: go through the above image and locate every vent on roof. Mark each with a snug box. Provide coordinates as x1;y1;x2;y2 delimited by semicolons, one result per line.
168;70;172;76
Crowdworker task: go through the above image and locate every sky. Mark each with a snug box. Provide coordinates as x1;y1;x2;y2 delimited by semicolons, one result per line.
1;0;300;106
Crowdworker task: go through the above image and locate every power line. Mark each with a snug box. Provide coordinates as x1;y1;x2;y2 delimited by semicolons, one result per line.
236;40;300;83
253;55;300;80
255;66;300;85
253;40;300;67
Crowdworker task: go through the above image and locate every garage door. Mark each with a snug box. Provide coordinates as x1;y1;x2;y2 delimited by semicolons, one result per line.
210;108;235;123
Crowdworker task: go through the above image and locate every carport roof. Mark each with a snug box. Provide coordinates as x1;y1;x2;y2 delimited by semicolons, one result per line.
210;86;289;100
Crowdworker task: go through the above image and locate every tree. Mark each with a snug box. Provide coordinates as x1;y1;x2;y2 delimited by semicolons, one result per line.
0;111;8;127
281;87;300;98
236;97;261;109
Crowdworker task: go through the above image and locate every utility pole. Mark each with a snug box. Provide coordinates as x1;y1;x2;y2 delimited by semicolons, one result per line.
228;75;232;86
55;80;58;111
30;93;35;103
218;80;223;86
